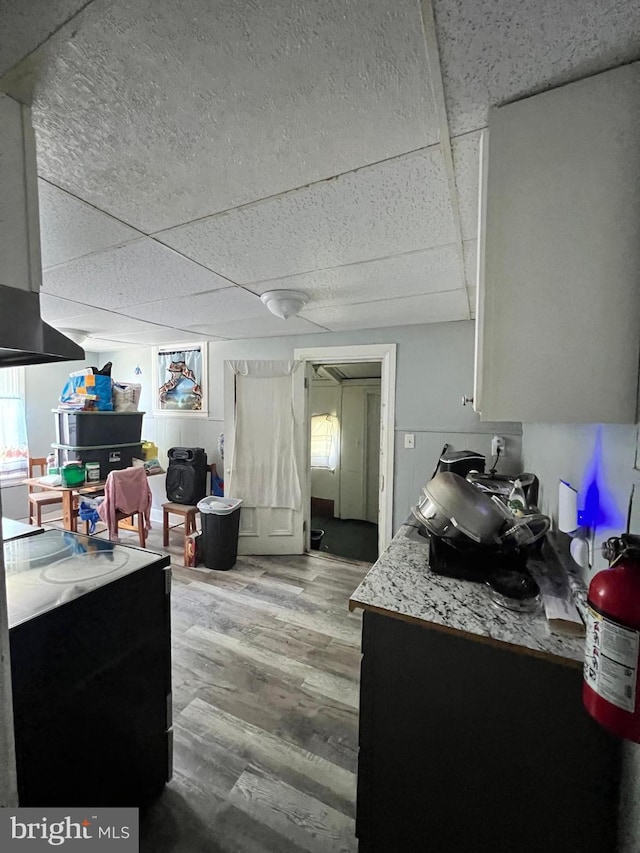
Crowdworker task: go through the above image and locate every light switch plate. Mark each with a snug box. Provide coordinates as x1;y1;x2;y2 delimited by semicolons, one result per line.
404;433;415;449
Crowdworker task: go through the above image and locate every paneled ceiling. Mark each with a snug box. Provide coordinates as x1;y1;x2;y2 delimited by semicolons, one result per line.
2;0;640;350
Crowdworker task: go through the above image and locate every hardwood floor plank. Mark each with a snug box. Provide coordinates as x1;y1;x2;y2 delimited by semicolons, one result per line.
185;624;360;712
301;670;360;711
178;697;357;812
229;768;356;853
204;803;307;853
123;522;371;852
184;580;362;645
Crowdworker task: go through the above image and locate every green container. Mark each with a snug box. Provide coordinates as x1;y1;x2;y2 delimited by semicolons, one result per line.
61;462;85;487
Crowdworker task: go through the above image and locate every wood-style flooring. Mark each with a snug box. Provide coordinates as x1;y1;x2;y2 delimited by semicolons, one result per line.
76;519;370;853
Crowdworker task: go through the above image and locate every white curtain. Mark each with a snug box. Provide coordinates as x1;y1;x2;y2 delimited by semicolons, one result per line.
0;367;27;476
228;361;302;509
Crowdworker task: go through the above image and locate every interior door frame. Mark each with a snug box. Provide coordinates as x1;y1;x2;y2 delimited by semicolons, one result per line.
294;343;397;555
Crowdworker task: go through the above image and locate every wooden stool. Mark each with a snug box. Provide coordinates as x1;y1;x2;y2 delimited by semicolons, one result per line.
162;502;198;547
161;464;218;560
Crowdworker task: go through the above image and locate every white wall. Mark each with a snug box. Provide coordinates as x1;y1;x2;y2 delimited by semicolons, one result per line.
100;320;523;531
521;420;640;851
522;422;637;579
1;352;100;520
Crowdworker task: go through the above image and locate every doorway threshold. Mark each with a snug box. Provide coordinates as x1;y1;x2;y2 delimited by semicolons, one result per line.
306;550;375;569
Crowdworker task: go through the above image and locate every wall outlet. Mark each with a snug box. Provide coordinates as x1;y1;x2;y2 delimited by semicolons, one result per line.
404;433;415;449
491;435;505;456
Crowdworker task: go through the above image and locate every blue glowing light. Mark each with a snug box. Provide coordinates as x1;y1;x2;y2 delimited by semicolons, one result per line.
578;426;625;531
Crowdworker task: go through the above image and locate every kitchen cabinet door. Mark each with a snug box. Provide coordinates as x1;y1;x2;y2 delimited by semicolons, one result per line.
474;62;640;423
356;611;620;853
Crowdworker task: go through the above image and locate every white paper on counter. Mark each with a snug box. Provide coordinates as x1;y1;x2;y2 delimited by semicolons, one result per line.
542;594;586;636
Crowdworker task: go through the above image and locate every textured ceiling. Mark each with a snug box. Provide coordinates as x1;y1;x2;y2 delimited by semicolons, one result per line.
1;0;639;348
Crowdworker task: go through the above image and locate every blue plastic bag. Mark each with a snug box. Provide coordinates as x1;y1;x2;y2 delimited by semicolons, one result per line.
60;373;113;411
211;472;224;496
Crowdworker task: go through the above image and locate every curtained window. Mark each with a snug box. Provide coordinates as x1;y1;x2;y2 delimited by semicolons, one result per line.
310;414;339;471
0;367;28;480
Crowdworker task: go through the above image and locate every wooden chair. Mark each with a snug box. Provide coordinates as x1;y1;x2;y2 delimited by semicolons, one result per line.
162;464;217;555
115;511;148;548
100;467;151;548
27;457;63;526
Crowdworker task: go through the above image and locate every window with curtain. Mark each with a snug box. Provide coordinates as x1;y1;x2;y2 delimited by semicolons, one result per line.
0;367;28;480
310;414;339;470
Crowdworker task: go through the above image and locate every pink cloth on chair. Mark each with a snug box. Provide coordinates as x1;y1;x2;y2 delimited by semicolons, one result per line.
98;466;152;542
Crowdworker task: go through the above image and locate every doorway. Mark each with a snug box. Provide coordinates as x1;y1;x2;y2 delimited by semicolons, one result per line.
308;361;381;563
295;343;396;560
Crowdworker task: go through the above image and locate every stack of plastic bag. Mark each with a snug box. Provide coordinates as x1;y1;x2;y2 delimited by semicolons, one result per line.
59;362;114;411
78;496;104;535
113;381;142;412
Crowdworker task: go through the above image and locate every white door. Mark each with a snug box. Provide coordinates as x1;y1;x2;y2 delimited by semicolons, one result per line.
223;360;307;555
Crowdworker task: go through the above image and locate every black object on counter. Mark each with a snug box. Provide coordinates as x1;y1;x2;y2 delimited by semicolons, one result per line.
437;449;485;477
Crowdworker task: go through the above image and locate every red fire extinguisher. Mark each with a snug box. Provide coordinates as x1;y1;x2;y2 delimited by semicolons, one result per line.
583;534;640;742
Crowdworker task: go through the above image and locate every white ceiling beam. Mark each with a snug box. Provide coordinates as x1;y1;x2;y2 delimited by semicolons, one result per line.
418;0;472;319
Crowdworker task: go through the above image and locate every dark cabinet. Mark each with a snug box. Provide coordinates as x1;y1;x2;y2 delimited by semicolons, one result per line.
357;611;620;852
7;532;172;807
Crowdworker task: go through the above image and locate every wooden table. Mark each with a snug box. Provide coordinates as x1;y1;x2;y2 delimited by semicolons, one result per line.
22;478;107;533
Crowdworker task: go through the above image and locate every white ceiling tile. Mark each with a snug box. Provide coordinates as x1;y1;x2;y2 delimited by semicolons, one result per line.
39;293;91;322
247;246;465;309
39;180;141;269
301;290;470;331
43;306;185;337
188;314;324;340
434;0;640;135
462;240;478;291
30;0;439;232
0;0;87;75
80;338;132;352
451;132;482;242
41;239;231;309
102;328;225;345
126;287;267;326
157;149;456;283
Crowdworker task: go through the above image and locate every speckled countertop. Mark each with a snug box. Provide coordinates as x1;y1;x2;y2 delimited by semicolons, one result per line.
349;521;587;667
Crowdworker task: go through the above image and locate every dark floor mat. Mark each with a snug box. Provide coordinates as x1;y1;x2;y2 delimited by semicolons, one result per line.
310;515;378;564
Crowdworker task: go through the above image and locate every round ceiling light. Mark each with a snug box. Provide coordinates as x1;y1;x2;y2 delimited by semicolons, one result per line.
260;290;307;320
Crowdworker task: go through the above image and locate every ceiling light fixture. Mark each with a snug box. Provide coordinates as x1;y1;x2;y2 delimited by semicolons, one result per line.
260;290;307;320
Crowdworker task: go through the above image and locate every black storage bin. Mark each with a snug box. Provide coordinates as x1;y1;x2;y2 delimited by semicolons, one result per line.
166;447;208;505
197;497;242;571
55;411;144;447
54;443;144;480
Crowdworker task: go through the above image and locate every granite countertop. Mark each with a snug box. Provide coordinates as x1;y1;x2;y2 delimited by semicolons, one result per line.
349;521;587;667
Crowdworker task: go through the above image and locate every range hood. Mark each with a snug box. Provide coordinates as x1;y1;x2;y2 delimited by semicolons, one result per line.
0;284;85;367
0;97;86;368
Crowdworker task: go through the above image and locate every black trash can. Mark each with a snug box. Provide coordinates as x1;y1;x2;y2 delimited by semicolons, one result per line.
310;529;325;550
197;496;243;571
